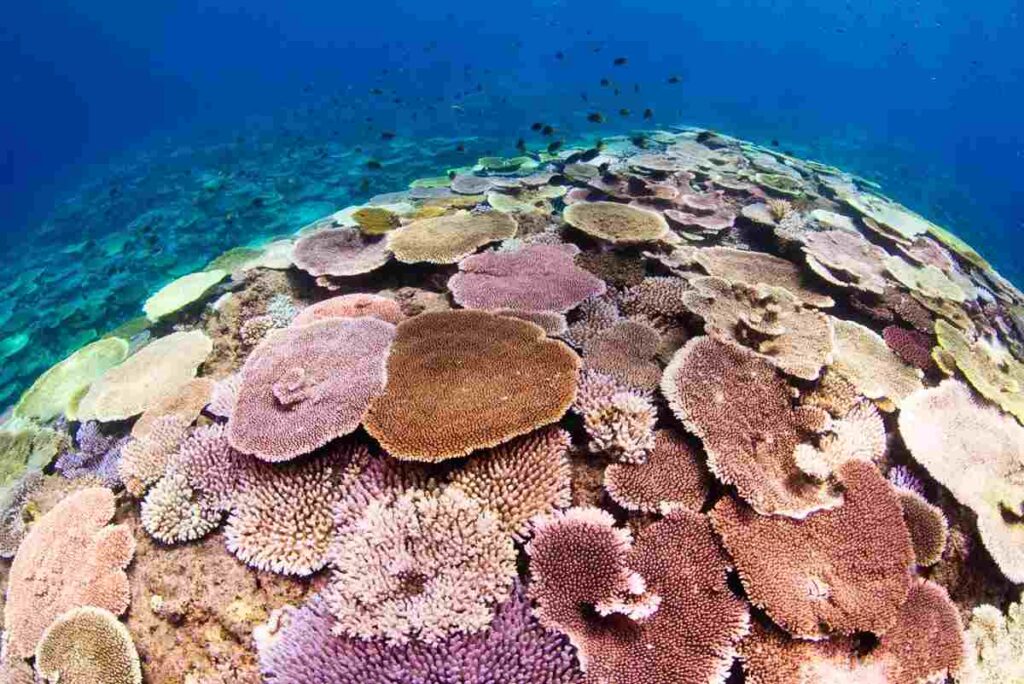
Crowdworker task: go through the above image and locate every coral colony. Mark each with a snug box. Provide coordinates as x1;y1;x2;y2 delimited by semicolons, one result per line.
3;127;1024;683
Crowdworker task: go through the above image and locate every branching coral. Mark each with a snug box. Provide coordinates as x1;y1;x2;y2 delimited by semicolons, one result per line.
5;487;136;659
34;606;142;684
365;311;580;462
207;372;241;419
76;330;213;422
604;428;709;513
257;585;582;684
682;276;835;381
448;426;572;540
894;488;948;567
792;400;886;480
563;201;670;243
0;470;42;558
387;210;517;264
141;471;222;544
448;243;606;313
228;317;395;462
291;293;404;326
324;487;517;644
527;507;749;684
118;414;192;497
54;421;128;487
710;460;914;639
292;228;391;277
574;370;657;464
167;423;252;510
899;379;1024;582
662;336;840;517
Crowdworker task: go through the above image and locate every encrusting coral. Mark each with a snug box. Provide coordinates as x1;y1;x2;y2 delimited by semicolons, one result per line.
711;460;914;639
324;486;517;644
228;317;395;462
364;310;580;462
34;606;142;684
4;487;136;659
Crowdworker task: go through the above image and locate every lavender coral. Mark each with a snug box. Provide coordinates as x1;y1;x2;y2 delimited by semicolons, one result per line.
448;243;606;313
54;421;128;487
257;585;582;684
5;487;136;659
228;317;395;462
292;227;391;277
0;470;42;558
325;487;517;644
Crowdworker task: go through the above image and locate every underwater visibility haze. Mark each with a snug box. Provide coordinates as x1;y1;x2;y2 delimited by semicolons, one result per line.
1;1;1023;682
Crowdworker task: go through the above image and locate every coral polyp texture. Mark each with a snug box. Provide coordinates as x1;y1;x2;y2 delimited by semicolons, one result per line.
3;128;1024;681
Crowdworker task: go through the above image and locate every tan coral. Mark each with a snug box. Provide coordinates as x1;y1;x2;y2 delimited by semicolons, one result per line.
364;311;580;462
792;401;886;480
800;229;890;294
387;210;516;264
830;318;923;407
119;414;192;497
692;246;834;308
582;319;662;392
130;377;215;440
34;606;142;684
966;600;1024;683
563;201;670;243
895;488;948;567
604;428;710;513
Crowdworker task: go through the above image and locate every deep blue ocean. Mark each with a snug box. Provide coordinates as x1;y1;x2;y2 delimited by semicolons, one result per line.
1;0;1022;407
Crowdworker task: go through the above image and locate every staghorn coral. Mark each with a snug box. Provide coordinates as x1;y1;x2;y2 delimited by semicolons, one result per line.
710;460;914;639
291;293;404;326
448;426;572;540
681;276;835;381
119;414;192;497
574;370;657;464
967;600;1024;684
527;507;749;684
662;336;840;518
256;585;582;684
934;318;1024;422
899;379;1024;582
225;443;373;576
582;319;662;391
143;269;227;321
13;337;129;422
0;470;42;558
76;330;213;422
324;487;517;644
692;246;834;308
830;317;924;407
141;471;222;544
801;229;890;294
387;210;517;264
604;428;710;513
563;200;670;243
228;317;395;462
54;421;128;487
168;423;252;510
448;243;606;313
895;488;948;567
292;228;391;277
5;487;136;659
35;606;141;684
365;310;580;462
620;276;691;324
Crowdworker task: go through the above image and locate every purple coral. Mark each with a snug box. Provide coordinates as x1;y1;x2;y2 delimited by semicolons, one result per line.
54;422;128;487
257;584;582;684
448;243;606;314
888;465;925;496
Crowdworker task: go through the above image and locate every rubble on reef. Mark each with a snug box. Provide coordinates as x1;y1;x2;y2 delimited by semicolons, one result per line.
2;127;1024;682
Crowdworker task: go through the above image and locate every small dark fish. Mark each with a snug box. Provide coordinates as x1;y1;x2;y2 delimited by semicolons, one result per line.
302;83;314;93
643;108;654;120
366;160;383;170
634;84;640;93
555;51;565;60
547;140;564;153
581;91;589;102
359;178;371;192
667;75;682;84
613;57;628;66
381;131;396;140
370;88;384;95
516;138;527;152
600;78;611;87
541;125;555;136
587;112;605;123
631;135;648;148
771;139;780;147
619;108;631;116
531;122;544;131
613;88;620;96
456;143;465;152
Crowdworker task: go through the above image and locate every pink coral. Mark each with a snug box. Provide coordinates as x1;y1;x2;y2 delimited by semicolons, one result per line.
292;228;390;277
228;317;395;462
291;293;404;327
448;243;606;314
882;325;936;372
604;429;709;513
5;487;136;659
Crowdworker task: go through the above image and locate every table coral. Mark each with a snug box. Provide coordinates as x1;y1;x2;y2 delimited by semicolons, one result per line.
291;292;404;326
934;318;1024;422
582;319;662;391
387;210;516;264
603;428;709;513
143;269;227;321
692;246;834;308
365;310;580;462
34;606;141;684
228;317;395;462
830;317;923;407
292;227;391;277
5;487;136;659
563;200;670;243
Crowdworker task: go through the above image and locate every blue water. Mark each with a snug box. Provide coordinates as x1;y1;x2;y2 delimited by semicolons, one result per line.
2;0;1022;405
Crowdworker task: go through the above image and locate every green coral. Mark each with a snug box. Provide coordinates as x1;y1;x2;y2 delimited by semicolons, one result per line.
205;246;263;272
353;207;402;235
0;426;67;497
935;318;1024;423
143;269;227;321
13;338;129;422
884;256;967;302
754;172;803;198
409;176;452;189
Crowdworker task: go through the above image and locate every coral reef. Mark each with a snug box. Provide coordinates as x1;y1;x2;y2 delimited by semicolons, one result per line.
34;606;141;684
